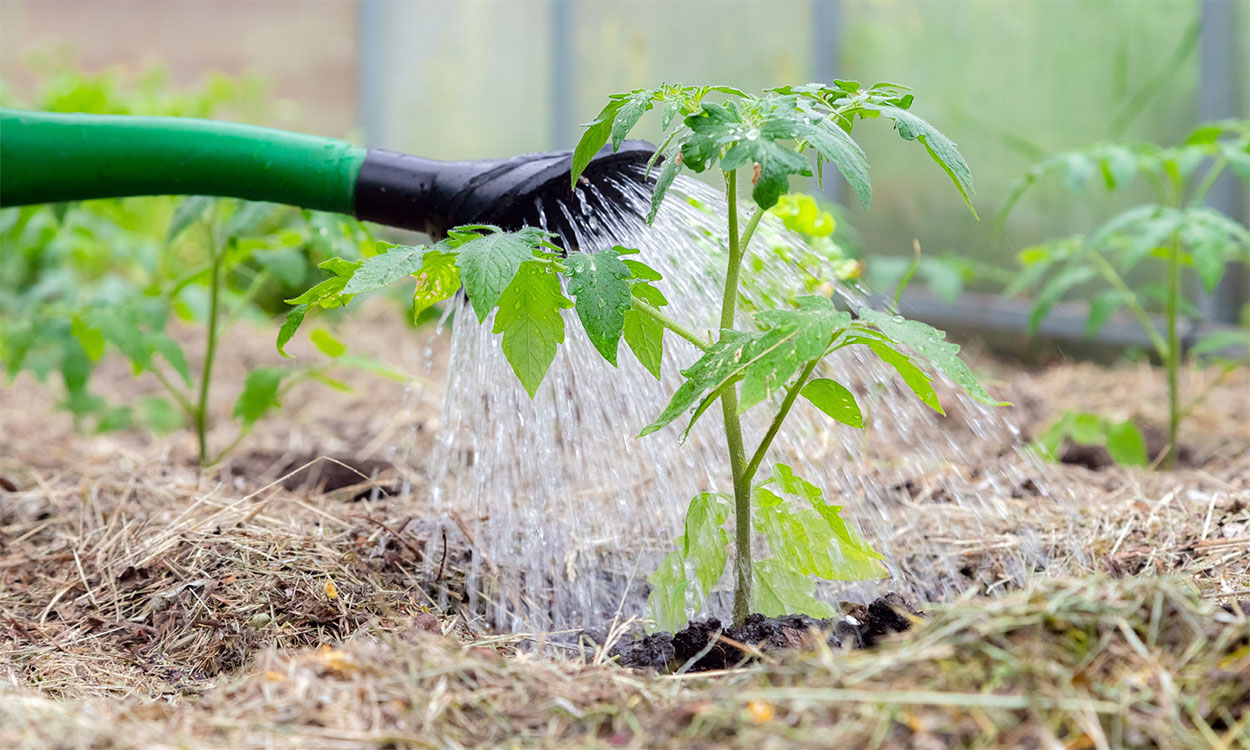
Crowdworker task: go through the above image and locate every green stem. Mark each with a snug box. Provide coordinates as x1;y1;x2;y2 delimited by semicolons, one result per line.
1164;229;1181;469
195;233;224;467
1088;252;1169;359
745;358;821;482
149;367;196;421
721;170;753;625
632;298;710;351
1188;158;1226;206
738;206;766;256
1177;363;1235;422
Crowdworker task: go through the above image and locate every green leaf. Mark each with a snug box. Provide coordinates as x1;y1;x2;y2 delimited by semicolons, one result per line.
285;275;352;309
1026;264;1096;333
457;230;540;321
491;261;573;397
642;297;852;437
611;89;657;150
799;118;872;207
1069;412;1105;444
276;304;309;358
623;280;666;379
1106;420;1148;466
571;99;623;187
412;248;461;319
564;247;632;365
861;339;942;414
139;395;184;434
70;316;105;362
309;328;346;358
800;378;862;428
856;308;1006;406
865;103;976;217
742;297;852;410
646;492;731;633
342;243;426;294
751;559;833;619
647;155;681;224
232;367;285;427
1191;329;1250;359
167;196;214;242
1086;290;1126;337
681;492;732;596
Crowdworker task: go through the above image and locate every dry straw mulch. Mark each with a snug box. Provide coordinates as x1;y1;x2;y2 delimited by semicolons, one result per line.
1;313;1248;748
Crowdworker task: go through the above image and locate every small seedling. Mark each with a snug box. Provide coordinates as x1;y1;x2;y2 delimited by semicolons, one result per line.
1001;120;1250;467
284;81;1003;630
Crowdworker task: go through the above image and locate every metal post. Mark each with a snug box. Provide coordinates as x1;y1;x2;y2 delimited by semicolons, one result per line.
357;0;386;148
811;0;844;205
1198;0;1249;323
550;0;574;150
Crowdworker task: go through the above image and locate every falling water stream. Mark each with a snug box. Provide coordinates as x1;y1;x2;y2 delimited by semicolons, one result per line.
413;167;1077;633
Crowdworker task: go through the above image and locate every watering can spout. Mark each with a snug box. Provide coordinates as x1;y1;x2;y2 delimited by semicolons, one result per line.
354;140;655;240
0;108;656;241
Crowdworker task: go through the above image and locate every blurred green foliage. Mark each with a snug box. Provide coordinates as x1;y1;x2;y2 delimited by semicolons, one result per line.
0;56;388;463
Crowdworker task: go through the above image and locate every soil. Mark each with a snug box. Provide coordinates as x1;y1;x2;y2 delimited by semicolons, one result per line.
613;593;921;671
1;306;1247;748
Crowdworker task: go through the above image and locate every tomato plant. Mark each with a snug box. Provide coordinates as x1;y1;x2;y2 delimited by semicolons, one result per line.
284;81;1004;629
1001;119;1250;467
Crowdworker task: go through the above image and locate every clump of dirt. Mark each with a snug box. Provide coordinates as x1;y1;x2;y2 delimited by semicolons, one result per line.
612;593;920;672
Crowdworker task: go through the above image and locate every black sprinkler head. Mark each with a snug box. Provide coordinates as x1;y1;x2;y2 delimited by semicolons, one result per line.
353;140;656;243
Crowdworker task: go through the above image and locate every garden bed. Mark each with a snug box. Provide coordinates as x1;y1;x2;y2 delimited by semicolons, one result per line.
1;309;1247;747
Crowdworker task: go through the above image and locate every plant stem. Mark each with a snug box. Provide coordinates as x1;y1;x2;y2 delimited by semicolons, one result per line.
1163;229;1181;469
1088;252;1169;359
744;358;821;482
720;170;753;625
149;367;196;421
195;234;224;468
632;298;711;351
1188;157;1226;206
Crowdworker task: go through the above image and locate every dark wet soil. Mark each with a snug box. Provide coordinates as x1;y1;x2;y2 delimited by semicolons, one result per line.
611;593;920;672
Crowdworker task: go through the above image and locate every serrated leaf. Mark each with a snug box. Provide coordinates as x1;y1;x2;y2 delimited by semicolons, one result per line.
861;339;942;414
571;99;623;187
800;378;862;428
1106;420;1148;466
799;118;871;207
856;308;1005;406
412;249;461;319
751;559;833;619
277;304;309;358
285;275;352;309
623;282;666;379
70;317;105;361
1086;290;1126;337
458;231;540;321
865;103;976;217
564;247;632;365
643;298;852;437
491;261;573;397
647;154;681;224
232;367;285;427
342;244;425;294
309;328;346;358
646;491;731;633
1026;264;1096;333
1191;329;1249;358
611;89;656;150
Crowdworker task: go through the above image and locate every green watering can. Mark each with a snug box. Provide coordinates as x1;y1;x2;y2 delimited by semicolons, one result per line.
0;108;654;239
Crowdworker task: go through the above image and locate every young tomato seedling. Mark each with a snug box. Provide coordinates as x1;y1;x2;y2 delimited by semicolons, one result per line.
1001;119;1250;468
284;82;1004;629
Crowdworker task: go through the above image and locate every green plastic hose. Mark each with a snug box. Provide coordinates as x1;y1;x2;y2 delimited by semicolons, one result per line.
0;108;366;213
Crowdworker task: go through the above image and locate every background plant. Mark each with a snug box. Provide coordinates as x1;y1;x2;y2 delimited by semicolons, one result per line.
1000;119;1250;467
285;81;1003;630
0;61;392;466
